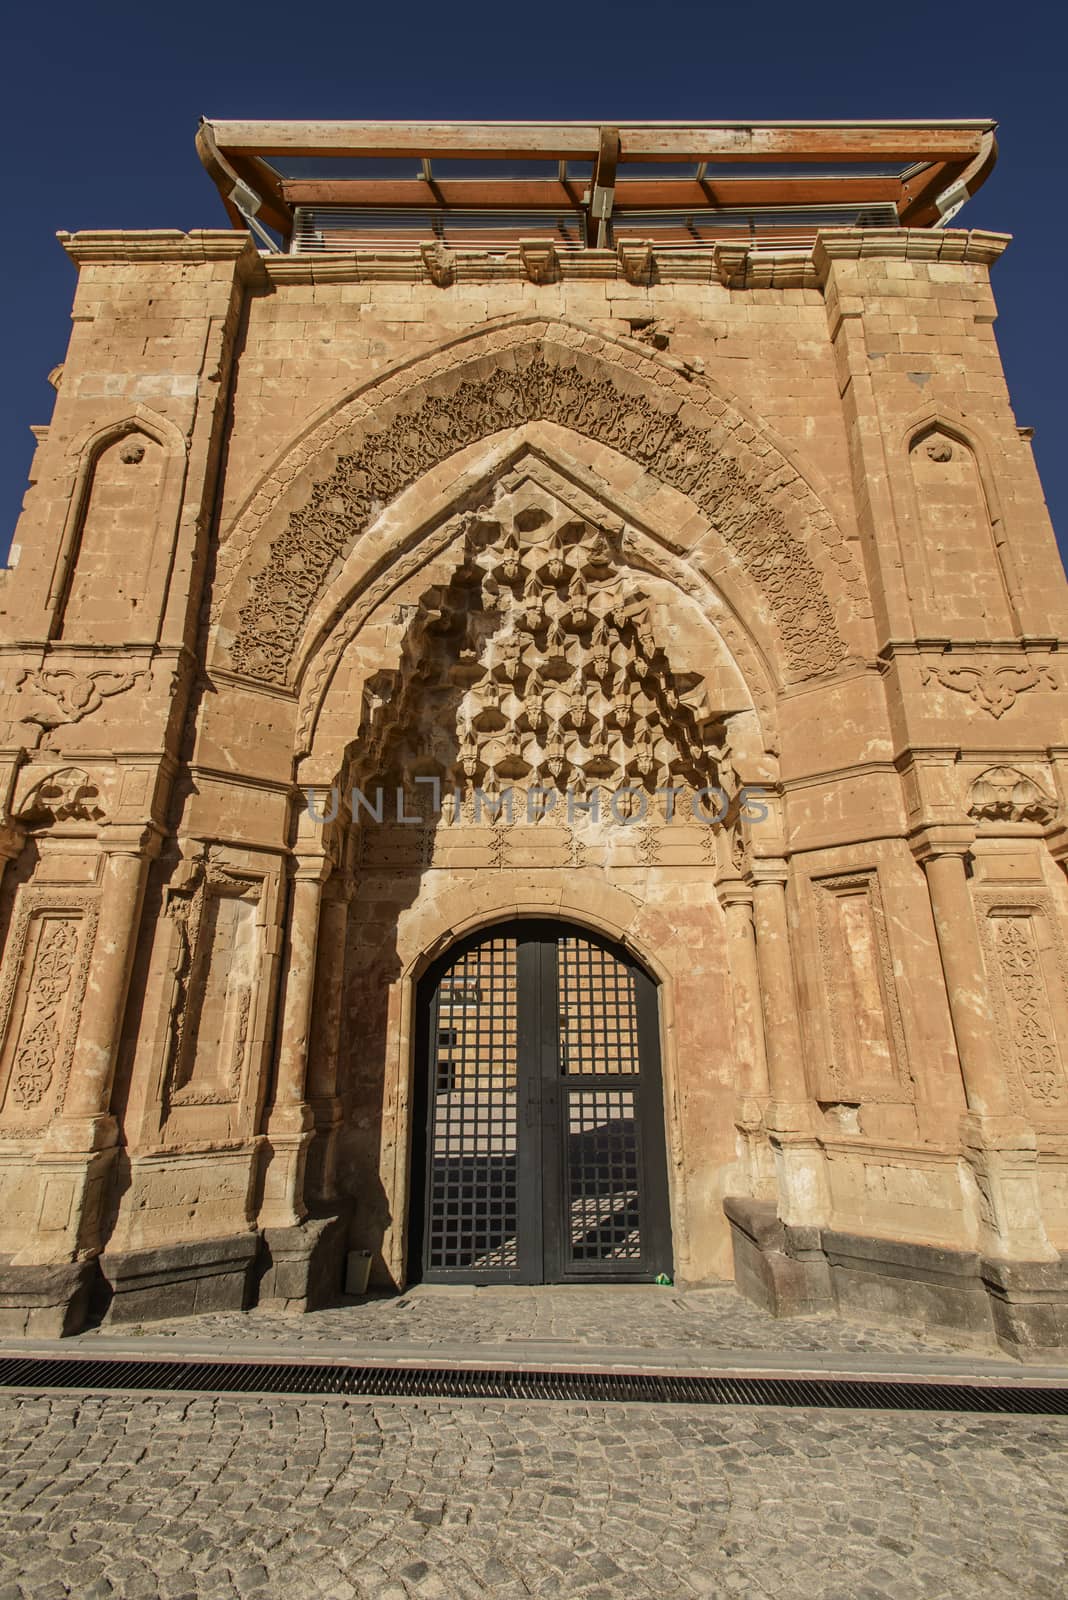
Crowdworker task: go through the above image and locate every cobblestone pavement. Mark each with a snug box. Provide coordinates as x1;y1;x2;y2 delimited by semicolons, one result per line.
80;1284;968;1360
0;1387;1065;1600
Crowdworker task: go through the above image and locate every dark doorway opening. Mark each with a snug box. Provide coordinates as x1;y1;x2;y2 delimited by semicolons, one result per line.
410;920;673;1284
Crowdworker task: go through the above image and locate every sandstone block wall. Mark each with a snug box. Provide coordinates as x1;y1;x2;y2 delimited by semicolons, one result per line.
0;225;1066;1337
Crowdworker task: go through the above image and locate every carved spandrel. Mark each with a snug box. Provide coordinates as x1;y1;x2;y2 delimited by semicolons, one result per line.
232;354;846;685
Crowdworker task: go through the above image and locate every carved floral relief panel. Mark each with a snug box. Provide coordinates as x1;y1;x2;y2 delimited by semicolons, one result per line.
0;893;98;1135
810;871;910;1105
977;892;1068;1126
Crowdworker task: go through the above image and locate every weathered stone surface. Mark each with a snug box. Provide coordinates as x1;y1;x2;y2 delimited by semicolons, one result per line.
0;1259;95;1338
99;1233;259;1325
0;190;1066;1346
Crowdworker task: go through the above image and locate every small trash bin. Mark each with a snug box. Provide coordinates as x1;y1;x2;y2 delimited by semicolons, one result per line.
345;1249;373;1296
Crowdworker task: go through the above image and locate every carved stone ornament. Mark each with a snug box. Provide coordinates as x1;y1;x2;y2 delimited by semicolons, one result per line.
921;657;1056;718
0;895;99;1135
617;239;654;284
976;891;1068;1121
119;438;146;465
968;766;1058;825
15;667;145;732
995;918;1063;1106
10;921;78;1109
229;347;848;685
343;481;736;832
926;439;953;462
419;240;455;288
14;766;106;828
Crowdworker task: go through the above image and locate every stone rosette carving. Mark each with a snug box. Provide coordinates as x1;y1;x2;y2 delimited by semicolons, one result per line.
224;332;857;687
968;766;1058;825
921;656;1056;718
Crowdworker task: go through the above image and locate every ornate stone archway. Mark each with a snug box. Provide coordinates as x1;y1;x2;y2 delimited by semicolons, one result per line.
283;451;778;1288
211;318;871;692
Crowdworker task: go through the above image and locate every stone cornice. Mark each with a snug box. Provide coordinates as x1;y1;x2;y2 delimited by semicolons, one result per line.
58;229;260;270
813;227;1011;279
54;225;1009;288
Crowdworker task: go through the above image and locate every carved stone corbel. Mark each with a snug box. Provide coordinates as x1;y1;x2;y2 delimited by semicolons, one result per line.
517;238;558;285
617;238;654;284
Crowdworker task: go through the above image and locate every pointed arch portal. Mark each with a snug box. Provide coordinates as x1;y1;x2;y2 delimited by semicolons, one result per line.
410;919;673;1285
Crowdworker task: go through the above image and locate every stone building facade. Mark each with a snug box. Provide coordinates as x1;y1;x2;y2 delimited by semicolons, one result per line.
1;120;1067;1353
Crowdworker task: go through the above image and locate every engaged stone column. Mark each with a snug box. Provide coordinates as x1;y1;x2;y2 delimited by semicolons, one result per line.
259;852;329;1229
304;871;353;1205
17;824;159;1265
751;859;828;1226
720;883;770;1101
61;827;159;1132
912;826;1054;1260
914;832;1010;1120
720;879;774;1198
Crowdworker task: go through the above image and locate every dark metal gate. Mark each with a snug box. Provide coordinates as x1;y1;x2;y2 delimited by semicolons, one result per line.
411;921;672;1284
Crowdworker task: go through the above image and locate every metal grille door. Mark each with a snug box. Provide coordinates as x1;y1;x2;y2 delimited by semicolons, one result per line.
413;922;671;1284
426;936;519;1273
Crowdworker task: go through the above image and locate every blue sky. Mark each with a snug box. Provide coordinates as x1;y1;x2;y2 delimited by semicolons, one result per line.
1;0;1064;571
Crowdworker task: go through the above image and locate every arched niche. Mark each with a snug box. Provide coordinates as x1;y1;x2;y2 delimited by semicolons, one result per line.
906;419;1019;637
49;410;187;645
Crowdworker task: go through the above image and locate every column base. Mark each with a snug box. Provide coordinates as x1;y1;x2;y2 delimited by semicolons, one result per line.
764;1103;829;1229
722;1196;832;1318
0;1258;97;1337
724;1196;1068;1360
981;1257;1068;1360
960;1113;1058;1262
97;1233;259;1325
255;1212;350;1312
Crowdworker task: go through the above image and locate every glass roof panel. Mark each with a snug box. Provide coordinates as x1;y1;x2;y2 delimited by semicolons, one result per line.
428;158;566;179
697;161;914;179
615;161;701;178
265;156;425;180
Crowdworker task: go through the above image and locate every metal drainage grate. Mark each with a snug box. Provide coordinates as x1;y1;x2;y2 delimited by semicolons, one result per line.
1;1356;1066;1414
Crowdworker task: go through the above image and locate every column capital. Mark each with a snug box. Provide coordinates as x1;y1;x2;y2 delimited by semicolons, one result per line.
322;869;356;905
908;823;976;866
749;856;789;887
98;821;164;860
291;850;332;885
716;877;754;911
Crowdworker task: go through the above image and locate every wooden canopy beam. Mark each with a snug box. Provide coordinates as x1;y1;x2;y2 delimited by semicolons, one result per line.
204;119;995;166
280;175;906;211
